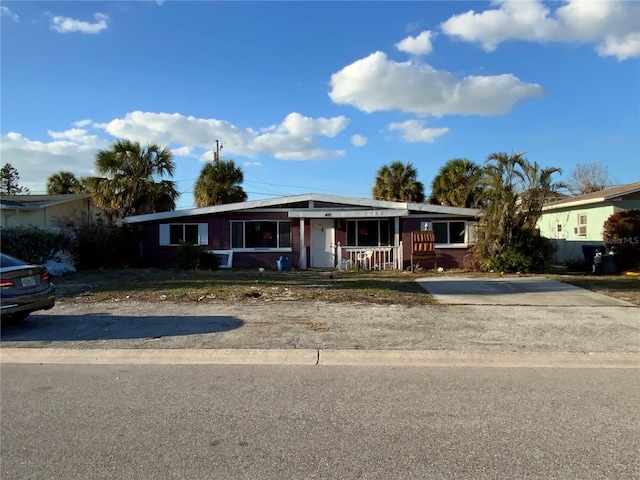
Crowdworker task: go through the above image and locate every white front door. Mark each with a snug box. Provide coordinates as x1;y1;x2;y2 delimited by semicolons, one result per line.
310;219;335;268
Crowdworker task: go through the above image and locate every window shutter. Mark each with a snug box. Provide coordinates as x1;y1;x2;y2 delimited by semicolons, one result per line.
159;224;170;246
198;223;209;245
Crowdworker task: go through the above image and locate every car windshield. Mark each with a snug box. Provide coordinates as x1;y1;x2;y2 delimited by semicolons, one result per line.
0;254;27;268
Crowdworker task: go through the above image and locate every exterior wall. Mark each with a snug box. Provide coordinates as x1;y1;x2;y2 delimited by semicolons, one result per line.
139;212;477;270
1;200;106;228
538;202;624;264
140;212;302;269
401;217;473;270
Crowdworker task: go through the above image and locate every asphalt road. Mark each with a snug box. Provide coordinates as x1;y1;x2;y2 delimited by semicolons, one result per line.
2;364;638;480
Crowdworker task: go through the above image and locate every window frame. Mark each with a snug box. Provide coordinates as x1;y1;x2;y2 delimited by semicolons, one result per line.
431;220;472;247
346;219;391;247
159;223;208;246
577;214;587;236
230;220;292;251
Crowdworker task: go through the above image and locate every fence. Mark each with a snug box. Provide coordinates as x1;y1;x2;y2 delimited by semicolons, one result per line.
336;243;403;271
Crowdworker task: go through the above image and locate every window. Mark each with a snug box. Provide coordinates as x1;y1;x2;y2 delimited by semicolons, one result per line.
346;220;391;246
159;224;208;246
432;221;467;245
577;214;587;236
231;221;291;249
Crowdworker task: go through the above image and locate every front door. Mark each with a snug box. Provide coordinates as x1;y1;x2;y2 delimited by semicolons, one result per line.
310;219;335;268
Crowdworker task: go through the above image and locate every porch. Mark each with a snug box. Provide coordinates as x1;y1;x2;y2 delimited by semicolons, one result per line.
335;243;403;271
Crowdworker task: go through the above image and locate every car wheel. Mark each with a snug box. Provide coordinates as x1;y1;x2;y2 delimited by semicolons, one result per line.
3;311;30;323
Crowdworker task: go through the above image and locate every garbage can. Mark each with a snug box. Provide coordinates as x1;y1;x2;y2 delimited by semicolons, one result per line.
582;245;604;267
277;255;291;272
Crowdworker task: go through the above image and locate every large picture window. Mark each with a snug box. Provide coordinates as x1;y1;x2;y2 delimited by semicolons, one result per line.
346;220;390;246
231;221;291;249
433;221;467;245
159;223;208;246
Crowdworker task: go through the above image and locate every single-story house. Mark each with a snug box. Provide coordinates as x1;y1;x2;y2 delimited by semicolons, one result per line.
124;193;480;270
0;194;110;229
537;181;640;264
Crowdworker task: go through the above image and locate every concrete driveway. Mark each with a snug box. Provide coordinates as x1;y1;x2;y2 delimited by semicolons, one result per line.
416;276;634;306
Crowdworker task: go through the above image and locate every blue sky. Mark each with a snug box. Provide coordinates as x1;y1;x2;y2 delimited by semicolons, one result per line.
1;0;639;209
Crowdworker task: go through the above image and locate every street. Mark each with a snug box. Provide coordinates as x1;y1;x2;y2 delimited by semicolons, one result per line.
2;364;638;479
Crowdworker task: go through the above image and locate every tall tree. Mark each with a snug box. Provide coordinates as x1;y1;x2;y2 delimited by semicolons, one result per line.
372;161;425;202
567;161;613;195
430;158;484;208
46;171;85;195
194;160;247;207
88;139;179;218
472;152;560;273
0;163;29;195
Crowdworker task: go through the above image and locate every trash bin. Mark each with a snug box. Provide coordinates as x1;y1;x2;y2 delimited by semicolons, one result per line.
602;254;617;274
582;245;604;267
277;255;290;272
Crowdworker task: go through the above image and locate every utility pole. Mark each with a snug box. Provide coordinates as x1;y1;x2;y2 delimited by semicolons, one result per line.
213;140;223;163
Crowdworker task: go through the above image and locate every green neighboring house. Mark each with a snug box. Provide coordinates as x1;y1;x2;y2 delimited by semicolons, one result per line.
537;182;640;264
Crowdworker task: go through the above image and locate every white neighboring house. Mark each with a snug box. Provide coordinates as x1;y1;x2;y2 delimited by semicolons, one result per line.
0;194;111;229
537;182;640;264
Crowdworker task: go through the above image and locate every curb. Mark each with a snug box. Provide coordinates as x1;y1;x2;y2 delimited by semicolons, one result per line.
1;348;638;368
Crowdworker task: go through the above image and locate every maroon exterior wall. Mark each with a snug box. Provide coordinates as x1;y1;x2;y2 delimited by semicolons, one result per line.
400;217;472;270
139;212;302;269
138;212;474;270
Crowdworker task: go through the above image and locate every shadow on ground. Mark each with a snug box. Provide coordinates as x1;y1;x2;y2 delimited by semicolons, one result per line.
0;313;244;342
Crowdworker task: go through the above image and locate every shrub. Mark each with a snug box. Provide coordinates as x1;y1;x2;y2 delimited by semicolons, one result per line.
176;241;219;271
68;223;144;269
489;235;555;273
603;209;640;271
0;226;69;264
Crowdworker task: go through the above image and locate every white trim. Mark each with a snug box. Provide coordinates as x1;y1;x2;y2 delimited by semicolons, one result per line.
288;209;408;218
124;193;480;223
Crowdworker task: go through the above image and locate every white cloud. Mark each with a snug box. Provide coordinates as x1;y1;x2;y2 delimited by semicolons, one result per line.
441;0;640;61
329;51;544;117
1;6;19;22
1;110;350;193
395;31;434;56
0;131;107;194
388;120;450;143
50;12;108;34
243;162;262;167
350;134;368;147
95;110;348;161
597;33;640;62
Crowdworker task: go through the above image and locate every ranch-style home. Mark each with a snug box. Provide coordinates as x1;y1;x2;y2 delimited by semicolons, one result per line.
537;181;640;265
0;194;110;229
124;193;480;271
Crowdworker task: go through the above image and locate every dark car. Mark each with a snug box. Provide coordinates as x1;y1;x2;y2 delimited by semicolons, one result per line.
0;253;56;322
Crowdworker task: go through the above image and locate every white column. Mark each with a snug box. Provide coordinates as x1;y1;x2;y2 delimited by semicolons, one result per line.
299;217;306;270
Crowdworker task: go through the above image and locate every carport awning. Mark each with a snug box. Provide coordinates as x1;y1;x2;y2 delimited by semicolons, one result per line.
288;209;408;218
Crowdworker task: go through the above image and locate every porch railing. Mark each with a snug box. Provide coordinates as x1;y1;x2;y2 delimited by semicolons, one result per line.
336;242;403;271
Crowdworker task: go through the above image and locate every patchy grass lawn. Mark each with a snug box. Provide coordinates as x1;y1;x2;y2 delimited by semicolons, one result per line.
53;267;640;307
53;268;437;307
548;273;640;306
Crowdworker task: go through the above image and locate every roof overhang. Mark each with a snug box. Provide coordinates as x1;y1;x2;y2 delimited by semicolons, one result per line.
288;209;409;218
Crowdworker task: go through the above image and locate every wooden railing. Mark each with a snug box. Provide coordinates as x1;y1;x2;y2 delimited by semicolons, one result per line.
336;243;403;271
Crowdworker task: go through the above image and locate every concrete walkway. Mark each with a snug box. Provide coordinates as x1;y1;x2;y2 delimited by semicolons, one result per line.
416;276;634;306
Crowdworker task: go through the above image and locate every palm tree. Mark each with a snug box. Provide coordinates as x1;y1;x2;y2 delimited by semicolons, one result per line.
430;158;484;208
372;161;425;202
46;171;85;195
89;139;179;218
194;160;247;207
472;151;559;272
